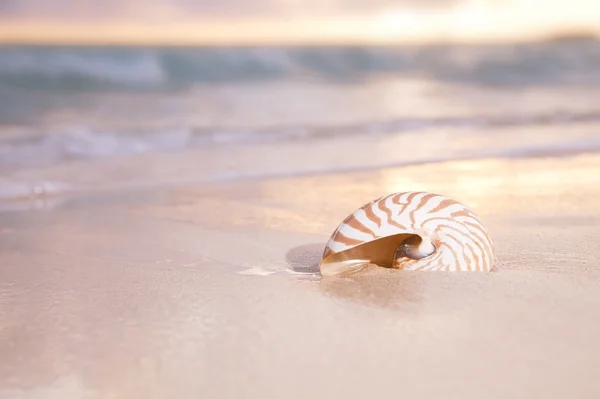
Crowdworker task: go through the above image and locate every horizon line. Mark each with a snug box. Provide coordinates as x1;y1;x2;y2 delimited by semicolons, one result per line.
0;17;597;47
0;31;597;47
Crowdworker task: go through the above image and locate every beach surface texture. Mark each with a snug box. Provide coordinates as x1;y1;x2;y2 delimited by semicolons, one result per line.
2;149;600;399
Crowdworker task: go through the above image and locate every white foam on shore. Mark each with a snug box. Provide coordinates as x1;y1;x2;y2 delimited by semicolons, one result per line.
1;122;599;206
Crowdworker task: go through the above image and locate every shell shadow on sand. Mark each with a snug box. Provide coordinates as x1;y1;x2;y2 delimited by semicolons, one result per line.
285;243;324;274
285;243;426;309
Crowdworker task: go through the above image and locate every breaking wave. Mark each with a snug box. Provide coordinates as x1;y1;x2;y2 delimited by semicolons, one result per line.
1;38;600;90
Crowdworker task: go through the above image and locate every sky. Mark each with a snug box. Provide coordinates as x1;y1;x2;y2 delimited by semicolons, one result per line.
0;0;598;44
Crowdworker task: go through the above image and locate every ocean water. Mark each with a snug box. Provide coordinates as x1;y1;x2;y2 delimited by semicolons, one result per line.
1;38;600;203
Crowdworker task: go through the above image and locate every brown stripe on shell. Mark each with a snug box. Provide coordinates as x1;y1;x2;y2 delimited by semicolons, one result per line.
361;201;382;228
464;233;484;271
405;192;419;205
460;221;492;270
427;198;458;215
410;259;434;271
377;195;408;230
408;193;438;225
438;225;473;270
332;231;367;247
421;216;455;226
411;251;443;271
394;197;413;220
344;214;378;238
460;220;492;245
382;195;410;230
463;241;477;271
377;197;394;226
450;209;480;222
388;219;408;230
390;193;404;205
434;229;469;270
407;192;432;227
434;255;445;271
438;242;461;270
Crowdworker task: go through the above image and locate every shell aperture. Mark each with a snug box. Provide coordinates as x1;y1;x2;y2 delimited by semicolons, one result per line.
319;192;494;276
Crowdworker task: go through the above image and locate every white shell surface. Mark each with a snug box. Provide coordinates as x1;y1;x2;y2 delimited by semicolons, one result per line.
322;191;494;272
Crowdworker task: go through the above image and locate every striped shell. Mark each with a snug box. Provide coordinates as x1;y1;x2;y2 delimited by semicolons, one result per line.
320;191;494;276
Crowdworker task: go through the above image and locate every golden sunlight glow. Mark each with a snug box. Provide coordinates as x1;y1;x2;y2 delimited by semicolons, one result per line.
372;0;600;43
0;0;599;44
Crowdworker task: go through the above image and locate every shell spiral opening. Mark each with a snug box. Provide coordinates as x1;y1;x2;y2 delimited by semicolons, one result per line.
394;234;436;262
320;233;431;277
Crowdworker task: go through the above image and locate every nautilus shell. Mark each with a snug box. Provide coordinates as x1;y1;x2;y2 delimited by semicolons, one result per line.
319;192;494;276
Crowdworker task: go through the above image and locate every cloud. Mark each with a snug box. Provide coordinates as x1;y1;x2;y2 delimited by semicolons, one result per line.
0;0;127;19
0;0;462;21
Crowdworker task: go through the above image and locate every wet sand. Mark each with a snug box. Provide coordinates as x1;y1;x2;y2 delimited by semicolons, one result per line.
1;152;600;398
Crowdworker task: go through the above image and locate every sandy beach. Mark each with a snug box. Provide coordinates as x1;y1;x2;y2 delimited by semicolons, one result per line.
1;150;600;399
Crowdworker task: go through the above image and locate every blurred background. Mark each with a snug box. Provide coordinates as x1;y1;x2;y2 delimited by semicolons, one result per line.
0;0;599;202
